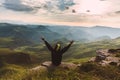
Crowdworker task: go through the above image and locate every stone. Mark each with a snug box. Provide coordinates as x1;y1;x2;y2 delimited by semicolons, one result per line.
41;61;78;70
30;61;78;72
89;57;96;62
90;49;120;66
30;65;47;72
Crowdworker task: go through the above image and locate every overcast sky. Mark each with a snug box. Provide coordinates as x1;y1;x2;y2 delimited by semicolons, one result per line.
0;0;120;27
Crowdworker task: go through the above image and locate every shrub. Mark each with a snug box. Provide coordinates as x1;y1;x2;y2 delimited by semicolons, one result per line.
79;62;97;72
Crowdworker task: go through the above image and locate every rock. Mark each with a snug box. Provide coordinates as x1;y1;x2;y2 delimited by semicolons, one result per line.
108;48;120;54
91;49;111;62
90;49;120;66
41;61;52;67
106;57;120;62
106;57;120;66
95;55;106;62
30;61;78;72
89;57;96;62
108;49;117;53
77;64;82;67
109;62;118;66
99;60;111;66
96;49;110;57
30;65;47;72
60;62;78;70
41;61;78;70
99;57;120;66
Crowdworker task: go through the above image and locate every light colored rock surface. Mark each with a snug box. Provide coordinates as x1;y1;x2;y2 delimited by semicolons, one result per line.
96;49;111;57
60;62;78;69
30;65;47;72
30;61;79;72
106;57;120;62
90;49;120;66
41;61;52;67
41;61;78;70
89;57;96;62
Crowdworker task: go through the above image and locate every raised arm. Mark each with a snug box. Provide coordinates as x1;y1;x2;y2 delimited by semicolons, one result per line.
41;37;53;52
60;40;74;54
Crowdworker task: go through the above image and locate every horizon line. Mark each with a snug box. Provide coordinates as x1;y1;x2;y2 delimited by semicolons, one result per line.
0;21;120;28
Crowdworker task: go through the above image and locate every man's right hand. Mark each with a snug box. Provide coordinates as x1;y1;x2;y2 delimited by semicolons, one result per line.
41;37;45;41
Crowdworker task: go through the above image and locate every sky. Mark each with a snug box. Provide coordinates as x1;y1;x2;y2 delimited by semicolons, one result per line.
0;0;120;27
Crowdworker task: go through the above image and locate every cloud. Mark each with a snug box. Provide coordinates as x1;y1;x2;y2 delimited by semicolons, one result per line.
0;0;120;27
57;0;75;10
115;11;120;15
1;0;120;14
3;0;34;12
2;0;76;13
99;0;106;1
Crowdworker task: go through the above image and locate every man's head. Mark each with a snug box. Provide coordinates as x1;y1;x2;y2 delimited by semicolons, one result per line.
54;43;61;51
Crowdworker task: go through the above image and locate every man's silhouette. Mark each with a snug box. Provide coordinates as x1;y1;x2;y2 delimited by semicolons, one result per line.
41;38;74;66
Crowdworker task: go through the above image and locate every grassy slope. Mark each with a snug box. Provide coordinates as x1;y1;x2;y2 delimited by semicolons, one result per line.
0;38;120;80
0;62;120;80
15;38;120;63
0;64;27;80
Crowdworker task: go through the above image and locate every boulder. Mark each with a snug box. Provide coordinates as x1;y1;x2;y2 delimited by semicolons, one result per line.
30;61;78;72
30;65;47;72
108;48;120;54
92;49;111;62
89;57;96;62
41;61;78;70
106;57;120;62
99;60;110;66
108;49;118;53
96;49;110;57
90;49;120;66
98;57;120;66
95;55;106;62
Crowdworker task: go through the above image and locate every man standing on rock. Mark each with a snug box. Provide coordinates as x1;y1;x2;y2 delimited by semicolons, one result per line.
41;37;74;66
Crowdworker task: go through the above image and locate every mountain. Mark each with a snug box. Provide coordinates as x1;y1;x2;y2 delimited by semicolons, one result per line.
86;26;120;39
48;25;92;41
0;23;62;48
0;23;120;47
48;25;120;41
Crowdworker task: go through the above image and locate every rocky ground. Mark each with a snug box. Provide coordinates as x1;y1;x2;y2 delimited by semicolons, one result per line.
30;61;79;72
89;48;120;66
30;48;120;73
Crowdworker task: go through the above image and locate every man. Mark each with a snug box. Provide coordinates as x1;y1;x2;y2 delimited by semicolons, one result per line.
41;37;74;66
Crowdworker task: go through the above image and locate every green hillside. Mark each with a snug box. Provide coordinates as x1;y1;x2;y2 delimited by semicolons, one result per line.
0;37;120;80
11;37;120;64
1;37;120;65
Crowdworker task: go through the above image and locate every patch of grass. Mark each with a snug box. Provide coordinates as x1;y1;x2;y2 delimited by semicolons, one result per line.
115;53;120;57
0;64;27;80
24;67;80;80
79;62;120;80
0;48;13;55
0;61;120;80
65;57;91;64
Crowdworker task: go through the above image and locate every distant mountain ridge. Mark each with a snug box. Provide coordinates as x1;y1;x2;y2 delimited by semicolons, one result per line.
48;25;120;40
0;23;120;46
